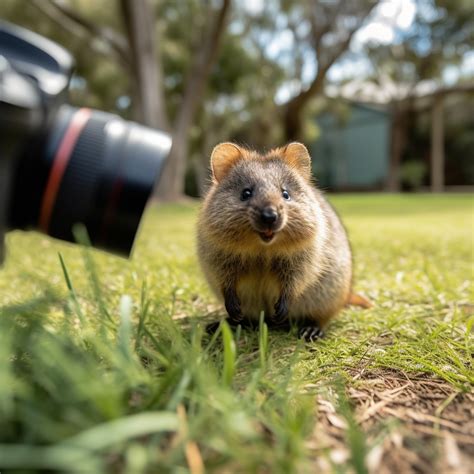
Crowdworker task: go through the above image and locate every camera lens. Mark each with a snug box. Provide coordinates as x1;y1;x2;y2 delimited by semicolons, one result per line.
8;105;171;256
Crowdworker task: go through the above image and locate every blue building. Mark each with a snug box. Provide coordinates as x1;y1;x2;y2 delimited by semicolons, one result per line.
311;102;391;190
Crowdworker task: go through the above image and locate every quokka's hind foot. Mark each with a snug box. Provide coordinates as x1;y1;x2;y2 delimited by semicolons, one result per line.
298;324;324;342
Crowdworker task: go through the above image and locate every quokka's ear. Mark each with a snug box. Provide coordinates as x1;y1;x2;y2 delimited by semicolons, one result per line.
210;142;244;182
282;142;312;180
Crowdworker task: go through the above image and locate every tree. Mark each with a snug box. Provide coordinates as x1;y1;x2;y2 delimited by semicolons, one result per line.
362;0;474;190
282;1;378;141
190;0;379;193
242;0;378;143
120;0;169;130
191;24;287;194
155;0;231;199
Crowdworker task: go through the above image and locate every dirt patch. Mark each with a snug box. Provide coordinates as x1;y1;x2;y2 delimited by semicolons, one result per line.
308;369;473;473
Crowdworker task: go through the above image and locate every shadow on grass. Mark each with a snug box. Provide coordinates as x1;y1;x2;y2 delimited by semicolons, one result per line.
0;274;63;319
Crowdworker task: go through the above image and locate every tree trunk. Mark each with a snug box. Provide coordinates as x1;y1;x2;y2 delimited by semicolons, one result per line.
120;0;168;130
279;1;377;142
196;125;215;197
387;105;406;192
282;72;325;142
195;156;210;197
157;124;190;201
430;94;445;192
283;101;305;142
155;0;231;200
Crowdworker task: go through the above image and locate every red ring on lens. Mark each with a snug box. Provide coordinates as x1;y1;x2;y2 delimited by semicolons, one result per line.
39;108;92;233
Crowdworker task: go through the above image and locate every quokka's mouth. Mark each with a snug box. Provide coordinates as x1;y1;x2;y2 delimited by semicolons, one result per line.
259;229;275;243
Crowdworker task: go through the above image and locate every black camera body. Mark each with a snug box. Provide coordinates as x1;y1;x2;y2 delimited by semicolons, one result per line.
0;21;172;263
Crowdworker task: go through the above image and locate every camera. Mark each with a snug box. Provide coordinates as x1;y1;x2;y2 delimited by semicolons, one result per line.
0;21;172;263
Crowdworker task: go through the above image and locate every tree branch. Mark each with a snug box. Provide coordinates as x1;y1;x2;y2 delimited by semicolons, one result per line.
119;0;169;129
286;1;378;112
31;0;129;67
397;82;474;111
173;0;232;132
308;2;342;54
50;0;128;57
156;0;232;199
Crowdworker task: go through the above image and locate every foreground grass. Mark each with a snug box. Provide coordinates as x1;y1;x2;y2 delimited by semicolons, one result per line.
0;194;472;473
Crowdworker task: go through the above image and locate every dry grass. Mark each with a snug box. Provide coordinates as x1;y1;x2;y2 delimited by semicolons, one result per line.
309;367;473;473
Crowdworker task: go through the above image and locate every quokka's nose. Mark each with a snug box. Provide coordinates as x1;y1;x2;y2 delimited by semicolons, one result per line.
260;207;278;225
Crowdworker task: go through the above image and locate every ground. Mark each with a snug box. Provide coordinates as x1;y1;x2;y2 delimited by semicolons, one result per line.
0;194;472;473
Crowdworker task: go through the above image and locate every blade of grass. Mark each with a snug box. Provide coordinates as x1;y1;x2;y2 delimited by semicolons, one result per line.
203;321;223;356
135;281;150;352
259;311;268;369
0;444;102;472
118;295;133;361
60;412;179;451
221;321;236;386
166;370;192;411
72;223;114;326
334;379;368;474
58;253;85;324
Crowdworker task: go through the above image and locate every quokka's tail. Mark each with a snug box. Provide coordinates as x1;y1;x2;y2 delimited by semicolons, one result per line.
347;293;373;309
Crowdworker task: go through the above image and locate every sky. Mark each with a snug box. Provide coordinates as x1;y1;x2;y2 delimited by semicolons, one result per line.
325;0;417;84
243;0;419;103
242;0;472;103
243;0;418;56
330;0;473;90
353;0;416;46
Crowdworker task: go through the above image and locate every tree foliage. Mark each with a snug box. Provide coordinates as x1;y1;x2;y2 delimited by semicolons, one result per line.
0;0;471;196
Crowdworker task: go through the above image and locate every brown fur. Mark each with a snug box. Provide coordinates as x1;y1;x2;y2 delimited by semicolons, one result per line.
197;142;354;333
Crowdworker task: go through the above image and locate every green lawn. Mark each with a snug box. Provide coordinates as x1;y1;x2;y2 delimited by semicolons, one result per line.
0;194;472;473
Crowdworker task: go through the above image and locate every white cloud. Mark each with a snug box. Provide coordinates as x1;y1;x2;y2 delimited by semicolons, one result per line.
378;1;398;19
327;1;417;86
355;22;395;45
462;51;474;75
241;0;264;16
275;80;301;105
354;0;416;47
443;51;474;84
267;29;294;59
327;56;373;82
394;0;416;29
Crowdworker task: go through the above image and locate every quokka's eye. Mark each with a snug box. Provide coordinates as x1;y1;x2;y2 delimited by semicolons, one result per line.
282;189;291;200
241;188;253;201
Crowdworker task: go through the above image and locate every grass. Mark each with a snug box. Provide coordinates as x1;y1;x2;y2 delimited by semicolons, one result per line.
0;193;472;473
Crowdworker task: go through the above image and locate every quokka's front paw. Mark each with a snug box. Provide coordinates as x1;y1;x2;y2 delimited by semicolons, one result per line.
224;288;243;324
269;295;289;327
298;324;324;342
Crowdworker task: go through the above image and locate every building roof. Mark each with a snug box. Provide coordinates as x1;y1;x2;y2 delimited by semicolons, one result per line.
325;76;449;105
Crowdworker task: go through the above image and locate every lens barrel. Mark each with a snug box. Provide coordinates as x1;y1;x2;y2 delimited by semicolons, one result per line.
9;105;171;256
